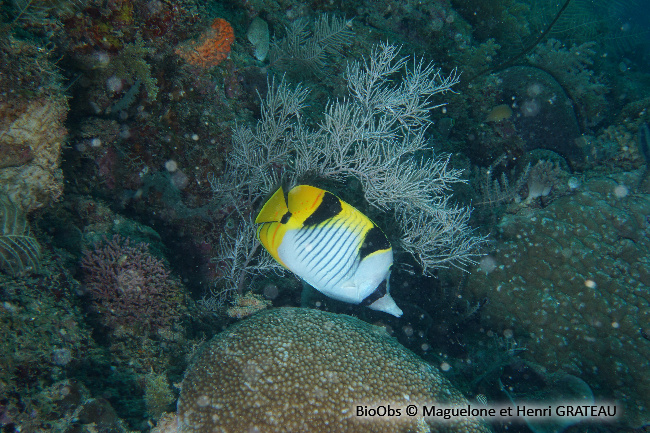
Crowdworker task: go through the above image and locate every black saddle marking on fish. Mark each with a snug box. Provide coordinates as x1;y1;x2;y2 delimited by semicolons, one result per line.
359;227;390;259
359;278;388;307
280;211;292;224
303;192;342;226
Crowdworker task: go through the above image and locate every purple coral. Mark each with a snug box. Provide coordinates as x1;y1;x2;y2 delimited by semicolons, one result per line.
81;235;181;332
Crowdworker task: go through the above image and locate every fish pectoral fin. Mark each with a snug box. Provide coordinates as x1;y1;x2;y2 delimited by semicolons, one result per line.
336;279;367;304
314;278;363;304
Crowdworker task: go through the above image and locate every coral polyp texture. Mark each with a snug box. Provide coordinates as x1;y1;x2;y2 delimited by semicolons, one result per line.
175;18;234;68
177;307;490;433
0;96;67;213
467;172;650;428
81;235;184;333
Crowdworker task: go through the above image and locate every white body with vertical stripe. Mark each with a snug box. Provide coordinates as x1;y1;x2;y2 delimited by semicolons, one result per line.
277;222;394;307
255;185;403;317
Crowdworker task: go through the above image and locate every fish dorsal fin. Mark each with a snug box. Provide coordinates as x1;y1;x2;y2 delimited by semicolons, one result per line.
255;186;289;224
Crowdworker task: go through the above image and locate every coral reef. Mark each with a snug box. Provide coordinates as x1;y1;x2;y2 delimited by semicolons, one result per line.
34;199;199;428
360;0;470;61
0;379;135;432
465;172;650;428
0;35;67;214
269;14;353;74
143;371;175;420
225;291;271;318
0;36;68;215
579;122;648;173
43;194;166;258
177;307;491;433
0;35;66;217
151;412;178;433
80;234;186;333
495;66;583;165
499;359;595;433
452;0;532;51
458;65;583;168
0;257;94;429
1;0;649;431
472;154;531;210
526;39;609;130
107;34;160;102
524;159;569;203
0;194;42;276
0;96;67;213
443;61;586;170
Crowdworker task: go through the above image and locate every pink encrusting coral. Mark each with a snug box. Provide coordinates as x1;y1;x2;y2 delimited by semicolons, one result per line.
81;235;183;332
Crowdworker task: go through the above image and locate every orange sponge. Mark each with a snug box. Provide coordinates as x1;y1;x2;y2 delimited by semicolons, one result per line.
175;18;234;67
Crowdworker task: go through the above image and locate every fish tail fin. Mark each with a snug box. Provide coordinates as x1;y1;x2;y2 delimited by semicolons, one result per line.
255;186;289;224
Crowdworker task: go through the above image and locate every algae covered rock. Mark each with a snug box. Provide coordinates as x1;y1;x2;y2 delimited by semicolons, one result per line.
177;307;490;433
0;95;68;213
494;66;583;167
0;36;68;213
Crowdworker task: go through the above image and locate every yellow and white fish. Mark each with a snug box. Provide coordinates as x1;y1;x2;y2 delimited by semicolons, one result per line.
255;185;403;317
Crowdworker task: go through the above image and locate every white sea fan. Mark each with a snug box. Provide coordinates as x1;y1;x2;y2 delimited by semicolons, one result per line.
209;42;486;304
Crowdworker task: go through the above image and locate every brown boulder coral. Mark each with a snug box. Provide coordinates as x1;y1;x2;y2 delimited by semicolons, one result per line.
177;307;490;433
467;171;650;428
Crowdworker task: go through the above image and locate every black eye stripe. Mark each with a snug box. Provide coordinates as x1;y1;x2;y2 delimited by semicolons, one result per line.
303;192;342;226
280;211;292;224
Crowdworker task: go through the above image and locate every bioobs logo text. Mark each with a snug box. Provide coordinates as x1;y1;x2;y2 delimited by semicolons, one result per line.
353;402;619;423
356;405;404;418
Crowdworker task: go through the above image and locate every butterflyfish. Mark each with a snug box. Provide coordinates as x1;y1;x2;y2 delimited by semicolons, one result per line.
255;185;403;317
